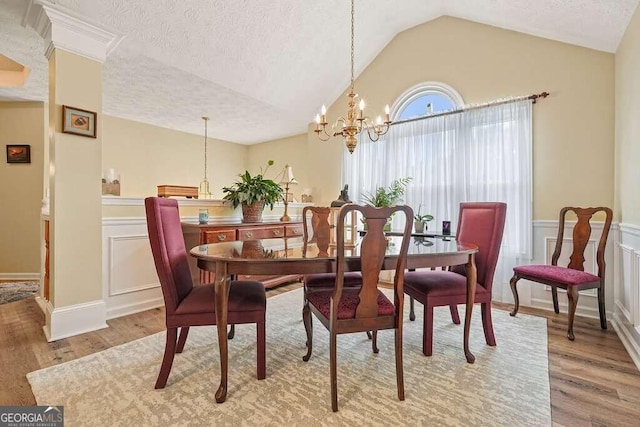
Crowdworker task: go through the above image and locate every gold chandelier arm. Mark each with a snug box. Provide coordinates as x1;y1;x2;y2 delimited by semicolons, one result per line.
314;126;332;141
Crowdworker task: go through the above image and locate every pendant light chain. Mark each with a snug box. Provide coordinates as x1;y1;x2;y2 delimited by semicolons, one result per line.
350;0;355;93
203;116;208;180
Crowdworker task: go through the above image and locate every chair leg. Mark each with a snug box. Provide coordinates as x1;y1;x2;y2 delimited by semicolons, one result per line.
566;286;579;341
422;304;434;356
409;296;416;321
509;273;520;316
552;287;560;314
330;330;338;412
302;301;313;362
597;286;607;330
176;327;190;353
481;302;496;346
257;321;266;380
366;331;373;339
372;330;379;354
449;305;460;324
227;324;235;340
395;324;405;401
155;328;178;389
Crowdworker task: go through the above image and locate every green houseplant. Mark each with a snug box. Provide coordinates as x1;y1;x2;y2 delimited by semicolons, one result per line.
361;177;412;231
222;160;284;223
413;204;434;234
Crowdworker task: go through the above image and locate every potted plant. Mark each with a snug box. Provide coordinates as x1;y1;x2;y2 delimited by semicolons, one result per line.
361;177;412;231
222;160;284;223
413;204;434;234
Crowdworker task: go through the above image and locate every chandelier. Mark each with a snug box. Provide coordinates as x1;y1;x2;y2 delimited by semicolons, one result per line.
313;0;392;154
198;116;212;199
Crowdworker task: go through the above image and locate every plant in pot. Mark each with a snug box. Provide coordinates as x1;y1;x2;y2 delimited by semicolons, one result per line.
222;160;284;223
413;204;434;234
361;177;412;231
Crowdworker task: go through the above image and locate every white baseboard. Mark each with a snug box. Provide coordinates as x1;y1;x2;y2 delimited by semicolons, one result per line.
611;314;640;372
0;272;40;281
106;296;164;320
43;299;108;342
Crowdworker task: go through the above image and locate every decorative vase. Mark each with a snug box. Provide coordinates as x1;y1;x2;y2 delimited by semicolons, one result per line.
414;220;425;234
242;201;265;223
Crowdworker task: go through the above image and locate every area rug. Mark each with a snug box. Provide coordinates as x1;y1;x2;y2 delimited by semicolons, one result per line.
0;281;39;304
28;288;551;426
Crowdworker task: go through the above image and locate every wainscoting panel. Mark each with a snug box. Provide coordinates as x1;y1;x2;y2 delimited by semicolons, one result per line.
612;224;640;370
102;218;163;320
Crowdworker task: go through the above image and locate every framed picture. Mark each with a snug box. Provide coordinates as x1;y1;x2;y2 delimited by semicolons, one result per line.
62;105;97;138
6;144;31;164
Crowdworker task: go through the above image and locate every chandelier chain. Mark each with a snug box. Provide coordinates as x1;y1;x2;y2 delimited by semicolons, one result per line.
350;0;355;93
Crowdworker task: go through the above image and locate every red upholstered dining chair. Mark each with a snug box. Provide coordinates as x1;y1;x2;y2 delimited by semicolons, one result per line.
302;204;413;412
405;202;507;356
145;197;266;389
510;206;613;341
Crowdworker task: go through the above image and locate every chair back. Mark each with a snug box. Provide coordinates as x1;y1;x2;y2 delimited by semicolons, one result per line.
302;206;332;256
454;202;507;292
145;197;194;315
552;206;613;278
335;204;413;319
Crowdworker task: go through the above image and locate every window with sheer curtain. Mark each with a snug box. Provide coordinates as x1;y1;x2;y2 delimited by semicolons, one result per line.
342;99;533;302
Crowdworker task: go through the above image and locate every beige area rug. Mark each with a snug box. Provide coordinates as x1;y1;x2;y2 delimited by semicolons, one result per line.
0;281;39;305
28;288;551;426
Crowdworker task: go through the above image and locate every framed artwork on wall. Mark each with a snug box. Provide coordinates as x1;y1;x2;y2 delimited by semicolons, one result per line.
62;105;97;138
6;144;31;164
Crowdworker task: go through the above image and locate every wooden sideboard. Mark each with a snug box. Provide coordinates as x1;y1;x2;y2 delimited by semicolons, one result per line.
182;220;304;288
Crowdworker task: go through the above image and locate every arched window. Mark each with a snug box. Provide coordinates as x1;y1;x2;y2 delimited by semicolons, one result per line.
392;82;464;121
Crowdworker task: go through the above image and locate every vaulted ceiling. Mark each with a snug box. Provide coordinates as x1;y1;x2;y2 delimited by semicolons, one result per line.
0;0;637;144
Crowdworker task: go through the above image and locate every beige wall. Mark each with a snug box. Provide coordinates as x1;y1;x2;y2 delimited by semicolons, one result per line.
615;5;640;225
102;115;248;199
258;17;615;219
247;133;310;202
0;102;45;274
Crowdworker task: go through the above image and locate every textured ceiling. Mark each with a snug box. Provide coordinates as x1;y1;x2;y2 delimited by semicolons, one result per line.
0;0;637;144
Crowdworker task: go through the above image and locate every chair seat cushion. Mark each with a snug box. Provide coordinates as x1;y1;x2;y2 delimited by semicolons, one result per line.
174;281;266;315
403;270;489;297
304;272;363;288
513;265;599;286
306;288;395;319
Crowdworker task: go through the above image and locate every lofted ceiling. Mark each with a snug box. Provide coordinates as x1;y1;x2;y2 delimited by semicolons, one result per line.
0;0;637;144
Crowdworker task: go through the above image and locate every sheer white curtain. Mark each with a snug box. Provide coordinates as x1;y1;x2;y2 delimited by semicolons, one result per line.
342;100;532;302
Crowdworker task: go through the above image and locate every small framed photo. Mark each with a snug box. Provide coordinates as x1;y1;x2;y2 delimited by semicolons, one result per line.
6;144;31;164
62;105;97;138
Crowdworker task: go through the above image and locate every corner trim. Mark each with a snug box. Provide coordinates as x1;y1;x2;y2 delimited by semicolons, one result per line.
43;299;108;342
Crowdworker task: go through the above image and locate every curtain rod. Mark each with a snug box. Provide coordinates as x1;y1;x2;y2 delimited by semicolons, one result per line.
391;91;549;126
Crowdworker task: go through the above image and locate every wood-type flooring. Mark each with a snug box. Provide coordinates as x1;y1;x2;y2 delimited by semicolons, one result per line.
1;282;639;426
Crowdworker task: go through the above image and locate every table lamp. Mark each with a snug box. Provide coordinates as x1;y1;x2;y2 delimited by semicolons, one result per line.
279;165;298;222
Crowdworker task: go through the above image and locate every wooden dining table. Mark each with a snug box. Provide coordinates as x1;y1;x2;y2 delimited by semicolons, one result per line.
190;235;478;403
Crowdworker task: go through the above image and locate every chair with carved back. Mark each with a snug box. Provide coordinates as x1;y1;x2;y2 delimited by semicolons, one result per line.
145;197;266;388
405;202;506;356
510;206;613;340
301;206;364;339
302;204;413;412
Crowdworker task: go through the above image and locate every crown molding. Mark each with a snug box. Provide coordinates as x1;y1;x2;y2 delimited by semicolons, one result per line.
23;0;124;62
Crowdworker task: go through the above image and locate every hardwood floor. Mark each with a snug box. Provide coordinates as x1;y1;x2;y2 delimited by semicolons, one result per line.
1;284;639;426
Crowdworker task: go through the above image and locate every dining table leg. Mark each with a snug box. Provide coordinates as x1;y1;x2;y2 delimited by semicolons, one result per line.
463;253;477;364
214;261;230;403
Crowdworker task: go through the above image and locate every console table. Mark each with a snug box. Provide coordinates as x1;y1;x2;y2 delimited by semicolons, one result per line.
182;220;304;288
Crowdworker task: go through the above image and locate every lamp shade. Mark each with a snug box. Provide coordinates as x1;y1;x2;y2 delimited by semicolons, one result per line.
280;165;298;185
